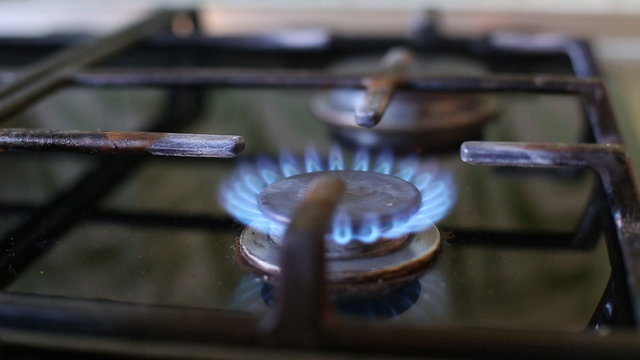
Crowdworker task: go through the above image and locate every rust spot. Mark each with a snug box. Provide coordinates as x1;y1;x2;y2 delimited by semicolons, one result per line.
363;75;405;89
104;131;165;153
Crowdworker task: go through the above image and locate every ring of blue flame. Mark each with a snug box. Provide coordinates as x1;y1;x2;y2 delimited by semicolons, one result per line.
220;147;455;245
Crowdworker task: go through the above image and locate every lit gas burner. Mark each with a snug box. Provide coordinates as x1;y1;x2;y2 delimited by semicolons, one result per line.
220;147;454;286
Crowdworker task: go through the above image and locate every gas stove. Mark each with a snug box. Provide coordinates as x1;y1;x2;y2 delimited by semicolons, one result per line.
0;8;639;359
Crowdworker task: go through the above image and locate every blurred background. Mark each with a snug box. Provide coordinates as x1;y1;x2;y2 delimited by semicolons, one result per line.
2;0;640;161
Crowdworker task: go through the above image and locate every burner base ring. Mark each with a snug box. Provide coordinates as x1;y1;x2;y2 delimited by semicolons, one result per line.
237;224;440;287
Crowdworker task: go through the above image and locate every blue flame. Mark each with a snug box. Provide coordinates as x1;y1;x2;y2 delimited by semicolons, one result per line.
279;151;301;177
305;146;323;173
375;150;393;175
256;156;281;185
329;146;344;171
395;156;418;182
357;213;381;243
220;147;456;244
332;211;352;245
353;148;370;171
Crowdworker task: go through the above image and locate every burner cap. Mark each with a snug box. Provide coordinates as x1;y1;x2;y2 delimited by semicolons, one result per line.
258;170;422;226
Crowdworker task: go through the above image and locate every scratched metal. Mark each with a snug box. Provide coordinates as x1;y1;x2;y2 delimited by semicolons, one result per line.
354;47;413;128
0;129;245;158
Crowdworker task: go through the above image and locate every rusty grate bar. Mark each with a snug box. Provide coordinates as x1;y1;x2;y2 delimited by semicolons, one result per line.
65;68;619;144
354;47;413;128
64;68;596;92
0;129;244;158
263;176;344;346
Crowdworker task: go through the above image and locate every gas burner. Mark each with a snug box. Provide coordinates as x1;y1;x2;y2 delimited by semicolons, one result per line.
310;56;500;153
220;147;454;286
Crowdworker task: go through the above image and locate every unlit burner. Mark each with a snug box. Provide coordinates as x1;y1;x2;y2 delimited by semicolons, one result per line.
311;56;500;152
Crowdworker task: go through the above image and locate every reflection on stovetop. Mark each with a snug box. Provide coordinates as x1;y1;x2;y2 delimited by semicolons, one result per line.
254;278;433;322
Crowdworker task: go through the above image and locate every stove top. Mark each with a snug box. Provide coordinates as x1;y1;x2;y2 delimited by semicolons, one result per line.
0;9;639;359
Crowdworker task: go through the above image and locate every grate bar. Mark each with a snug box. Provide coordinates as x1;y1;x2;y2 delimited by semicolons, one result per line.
0;290;640;359
65;67;620;144
354;47;413;128
0;291;259;343
67;68;575;88
461;141;640;324
263;176;344;346
65;68;597;93
0;10;176;121
0;128;244;158
0;201;601;249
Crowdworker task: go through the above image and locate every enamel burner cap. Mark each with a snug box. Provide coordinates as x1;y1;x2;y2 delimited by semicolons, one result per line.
258;170;422;226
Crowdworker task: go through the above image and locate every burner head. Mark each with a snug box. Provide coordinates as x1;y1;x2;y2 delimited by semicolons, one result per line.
220;147;454;245
310;57;500;153
258;170;422;258
259;170;421;228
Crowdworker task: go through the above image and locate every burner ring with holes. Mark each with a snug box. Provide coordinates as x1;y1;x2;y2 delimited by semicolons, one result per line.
237;224;440;287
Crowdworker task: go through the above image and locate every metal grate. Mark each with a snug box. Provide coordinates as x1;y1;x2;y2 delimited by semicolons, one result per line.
0;9;638;359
